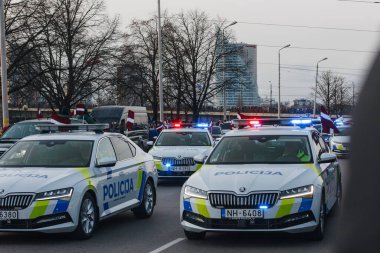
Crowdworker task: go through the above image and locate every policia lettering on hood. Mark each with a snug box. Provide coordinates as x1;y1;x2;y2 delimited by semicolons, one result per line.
215;170;283;176
103;178;134;201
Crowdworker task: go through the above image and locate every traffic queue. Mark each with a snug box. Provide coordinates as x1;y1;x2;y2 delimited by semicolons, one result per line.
0;105;350;240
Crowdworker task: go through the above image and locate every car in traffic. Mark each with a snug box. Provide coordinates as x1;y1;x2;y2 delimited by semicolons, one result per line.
0;124;157;238
210;126;222;140
148;128;213;178
220;122;233;135
180;119;342;241
0;118;86;157
330;125;351;157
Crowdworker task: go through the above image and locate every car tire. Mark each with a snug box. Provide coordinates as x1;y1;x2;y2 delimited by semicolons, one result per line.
75;193;98;240
309;195;326;241
331;178;343;217
184;230;206;240
133;179;155;218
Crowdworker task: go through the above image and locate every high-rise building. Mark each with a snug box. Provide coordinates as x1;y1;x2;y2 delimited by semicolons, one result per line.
215;43;260;108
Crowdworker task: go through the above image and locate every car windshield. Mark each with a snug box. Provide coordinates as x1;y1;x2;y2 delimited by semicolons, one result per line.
1;122;50;140
220;123;231;130
207;135;312;164
0;140;93;167
156;132;211;146
212;127;221;135
336;127;351;136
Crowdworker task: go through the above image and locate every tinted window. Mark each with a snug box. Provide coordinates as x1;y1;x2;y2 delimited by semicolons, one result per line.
97;138;116;162
110;137;134;161
156;132;211;146
0;140;93;167
207;135;312;164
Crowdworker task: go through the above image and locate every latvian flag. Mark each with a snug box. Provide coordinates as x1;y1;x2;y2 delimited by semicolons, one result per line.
237;109;250;119
126;110;135;131
320;106;339;134
76;103;85;116
51;113;71;125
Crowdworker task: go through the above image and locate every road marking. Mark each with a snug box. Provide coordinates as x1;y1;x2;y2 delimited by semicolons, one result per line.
149;238;185;253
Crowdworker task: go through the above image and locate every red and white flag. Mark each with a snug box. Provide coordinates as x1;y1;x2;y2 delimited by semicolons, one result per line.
76;103;85;116
320;106;340;134
237;109;250;120
126;110;135;131
50;113;71;125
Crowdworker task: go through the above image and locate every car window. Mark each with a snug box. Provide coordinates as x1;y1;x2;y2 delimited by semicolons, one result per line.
207;135;312;164
97;138;117;162
110;137;134;161
128;141;137;156
0;140;93;167
156;132;211;146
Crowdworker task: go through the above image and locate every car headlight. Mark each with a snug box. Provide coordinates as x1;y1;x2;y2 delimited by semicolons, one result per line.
35;188;73;201
184;186;208;199
280;185;314;199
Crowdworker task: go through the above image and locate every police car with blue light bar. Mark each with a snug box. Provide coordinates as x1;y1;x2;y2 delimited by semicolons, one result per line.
0;124;157;239
148;123;214;178
180;118;342;240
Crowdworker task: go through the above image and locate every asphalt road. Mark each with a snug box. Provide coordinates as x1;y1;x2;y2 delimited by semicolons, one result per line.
0;159;349;253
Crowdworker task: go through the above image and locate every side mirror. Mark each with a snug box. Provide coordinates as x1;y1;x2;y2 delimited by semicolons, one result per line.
96;157;117;167
194;154;207;164
147;141;154;146
318;153;337;164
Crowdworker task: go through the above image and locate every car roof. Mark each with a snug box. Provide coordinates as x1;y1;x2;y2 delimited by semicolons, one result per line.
162;128;210;133
224;126;315;137
14;119;51;124
20;132;124;141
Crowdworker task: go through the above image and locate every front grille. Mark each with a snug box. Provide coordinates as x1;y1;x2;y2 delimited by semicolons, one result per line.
209;192;279;209
0;195;34;210
161;157;195;166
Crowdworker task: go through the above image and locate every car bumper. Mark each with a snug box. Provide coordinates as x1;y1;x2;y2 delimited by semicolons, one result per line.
180;196;319;234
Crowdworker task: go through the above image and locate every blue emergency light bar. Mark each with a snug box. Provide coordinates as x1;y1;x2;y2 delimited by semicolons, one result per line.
197;123;209;128
37;124;109;134
232;118;313;129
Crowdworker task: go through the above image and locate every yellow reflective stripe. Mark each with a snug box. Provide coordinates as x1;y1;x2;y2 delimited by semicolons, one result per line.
29;200;50;219
75;167;94;189
137;170;143;190
196;164;203;171
155;161;163;171
195;198;210;218
275;198;295;218
304;164;320;176
337;144;344;150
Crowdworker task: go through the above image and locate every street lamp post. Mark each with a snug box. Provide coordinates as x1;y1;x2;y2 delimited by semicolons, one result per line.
313;57;328;117
222;21;237;122
157;0;164;122
278;44;291;118
0;0;9;129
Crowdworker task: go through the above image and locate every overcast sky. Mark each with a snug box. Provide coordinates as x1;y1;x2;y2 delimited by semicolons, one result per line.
104;0;380;102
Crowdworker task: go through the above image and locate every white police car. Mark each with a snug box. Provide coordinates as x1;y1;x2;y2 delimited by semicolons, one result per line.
148;127;213;178
330;125;351;157
180;119;342;240
0;125;157;238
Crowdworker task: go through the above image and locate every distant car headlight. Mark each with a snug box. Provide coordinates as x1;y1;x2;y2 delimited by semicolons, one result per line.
184;186;208;199
35;188;73;201
280;185;314;199
153;156;162;160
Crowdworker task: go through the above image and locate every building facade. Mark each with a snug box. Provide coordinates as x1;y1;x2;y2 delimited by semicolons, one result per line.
215;43;261;108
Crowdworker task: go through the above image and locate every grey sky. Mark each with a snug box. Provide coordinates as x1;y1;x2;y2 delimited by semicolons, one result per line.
104;0;380;102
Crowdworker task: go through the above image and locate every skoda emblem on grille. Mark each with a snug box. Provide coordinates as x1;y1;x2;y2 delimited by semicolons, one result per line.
239;187;246;193
177;155;182;159
0;189;4;195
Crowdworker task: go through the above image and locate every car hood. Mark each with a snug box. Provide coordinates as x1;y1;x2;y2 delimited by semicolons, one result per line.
187;164;319;193
0;167;90;194
331;136;350;144
149;146;212;158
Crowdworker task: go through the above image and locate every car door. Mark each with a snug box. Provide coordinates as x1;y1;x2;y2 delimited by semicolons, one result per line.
314;133;338;210
109;136;141;208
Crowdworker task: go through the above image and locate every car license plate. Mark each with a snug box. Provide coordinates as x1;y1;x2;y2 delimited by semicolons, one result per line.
223;209;264;219
171;166;191;172
0;211;18;220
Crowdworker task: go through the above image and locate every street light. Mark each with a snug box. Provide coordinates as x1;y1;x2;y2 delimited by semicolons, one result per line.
278;44;291;118
313;57;328;117
157;0;164;122
222;21;238;122
0;0;9;129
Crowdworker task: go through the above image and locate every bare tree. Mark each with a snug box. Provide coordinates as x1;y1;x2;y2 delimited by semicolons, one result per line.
19;0;120;110
317;70;352;115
